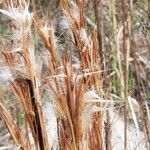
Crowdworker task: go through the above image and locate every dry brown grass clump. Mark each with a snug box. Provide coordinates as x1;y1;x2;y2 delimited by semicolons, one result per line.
0;0;150;150
0;0;112;149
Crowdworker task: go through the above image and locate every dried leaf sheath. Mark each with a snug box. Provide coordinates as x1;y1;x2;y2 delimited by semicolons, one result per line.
10;78;49;150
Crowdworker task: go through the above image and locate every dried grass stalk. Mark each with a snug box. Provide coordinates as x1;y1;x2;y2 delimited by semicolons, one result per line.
0;103;30;149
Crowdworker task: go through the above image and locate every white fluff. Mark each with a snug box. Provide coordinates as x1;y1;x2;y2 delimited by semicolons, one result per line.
0;67;13;86
79;28;91;51
110;109;146;150
0;3;33;53
42;92;58;149
70;2;80;23
58;16;69;30
84;90;112;106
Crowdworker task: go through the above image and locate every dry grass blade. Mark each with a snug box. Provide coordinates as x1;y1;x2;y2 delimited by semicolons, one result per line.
33;16;58;70
128;97;139;130
0;103;30;149
93;0;104;68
